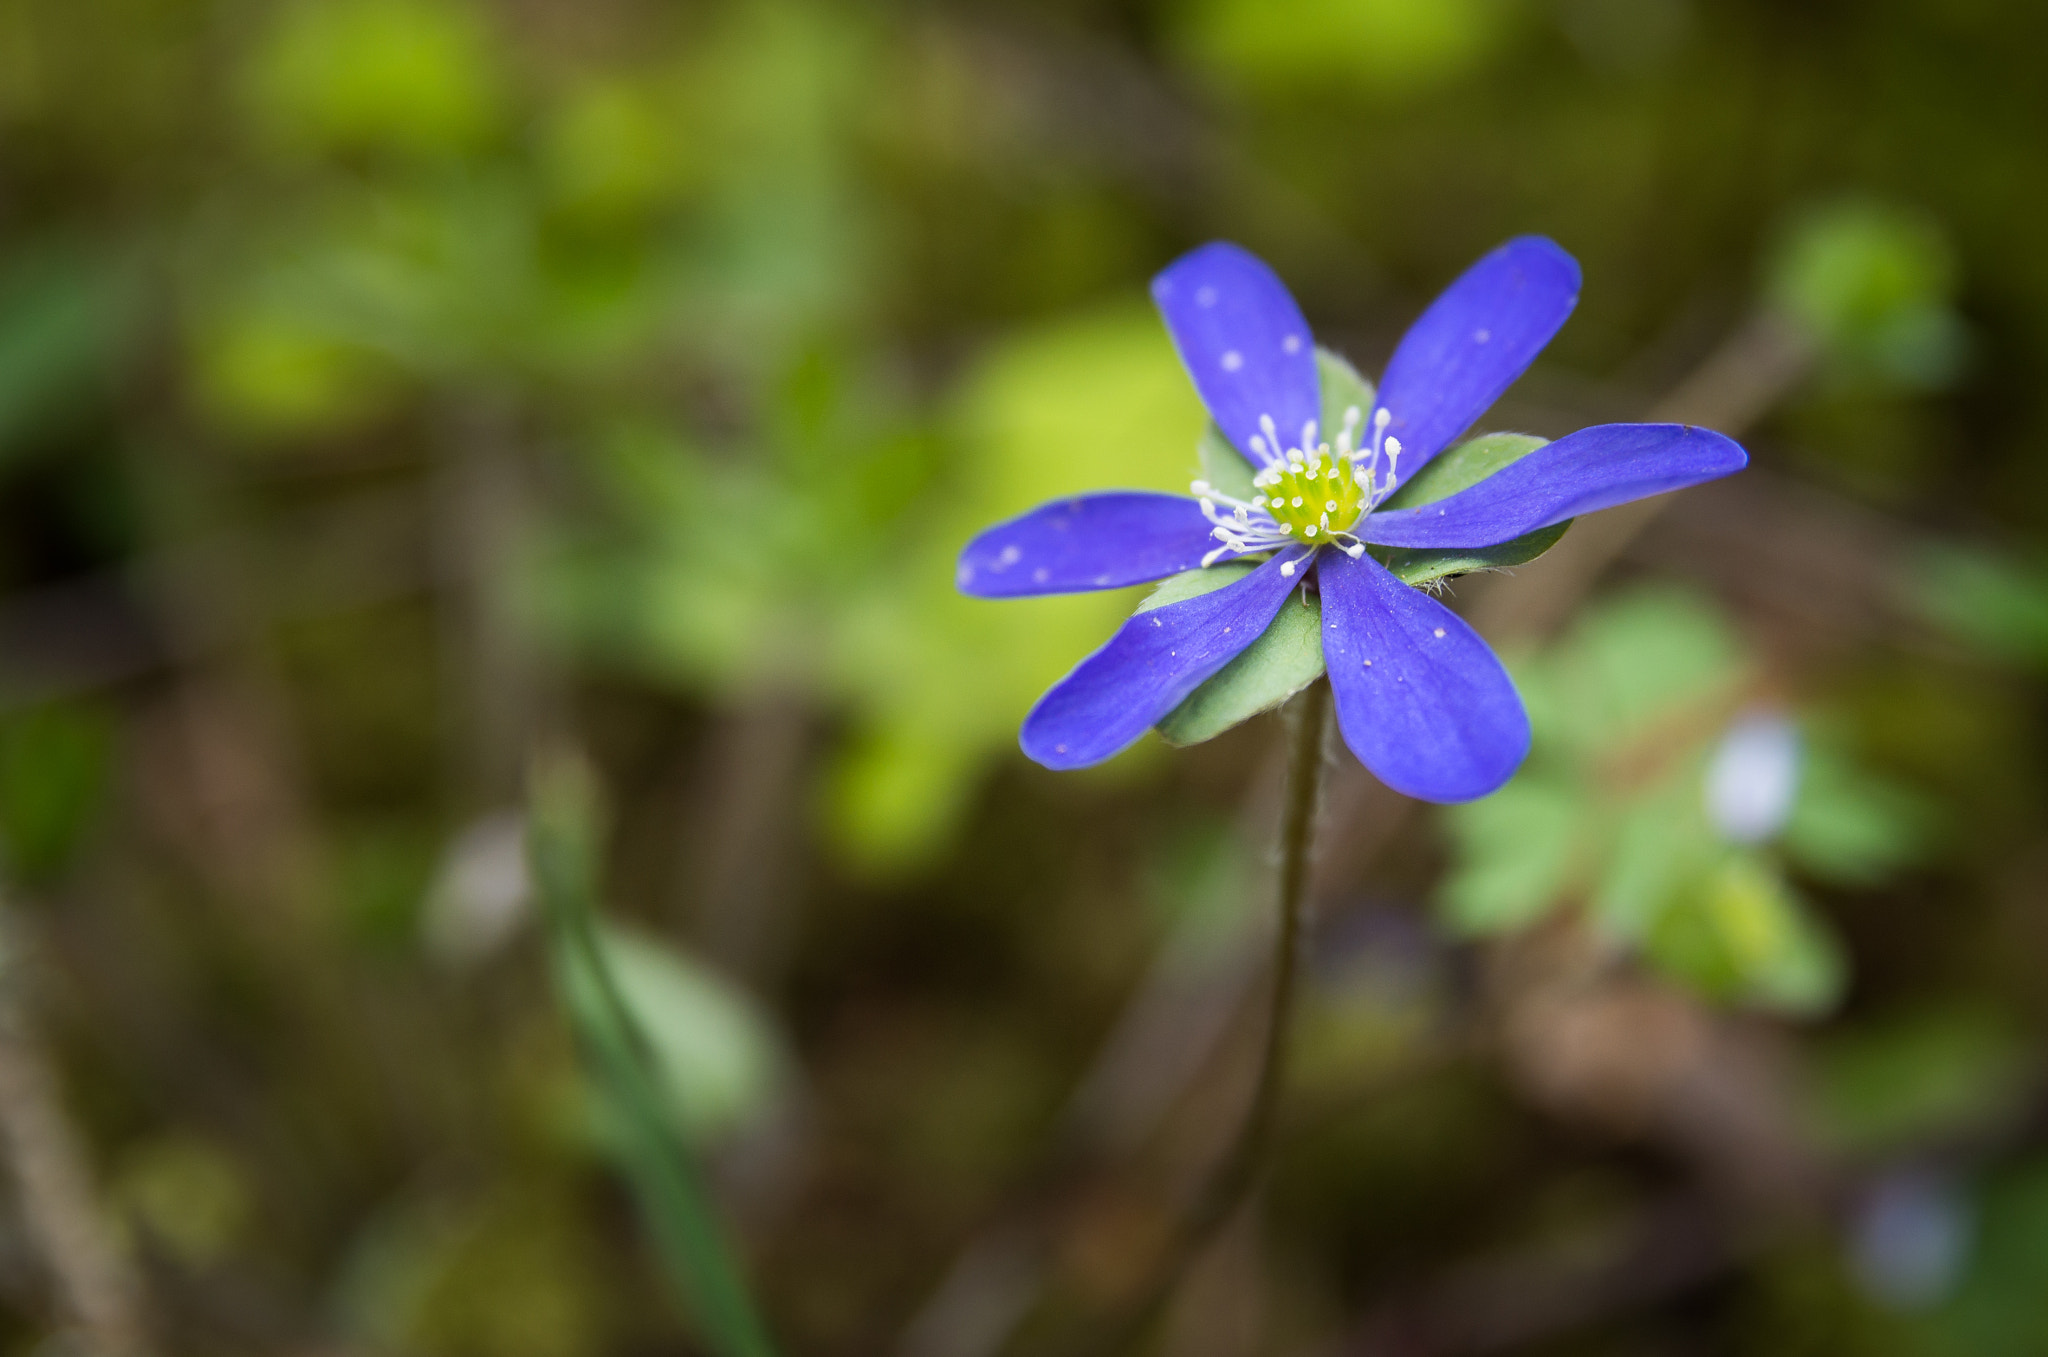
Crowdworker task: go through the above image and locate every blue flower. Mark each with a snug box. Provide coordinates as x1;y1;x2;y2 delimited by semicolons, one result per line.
957;238;1748;802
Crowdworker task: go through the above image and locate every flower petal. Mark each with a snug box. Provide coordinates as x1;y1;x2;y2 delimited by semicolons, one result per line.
1375;237;1581;474
1152;243;1320;468
1318;548;1529;802
958;493;1226;597
1022;548;1309;768
1356;423;1748;550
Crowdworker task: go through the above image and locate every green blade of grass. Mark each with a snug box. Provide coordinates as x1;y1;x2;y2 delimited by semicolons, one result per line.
528;753;779;1357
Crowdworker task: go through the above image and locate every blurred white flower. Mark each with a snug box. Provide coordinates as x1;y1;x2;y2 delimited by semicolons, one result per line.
1703;711;1802;844
1851;1166;1973;1310
422;811;530;965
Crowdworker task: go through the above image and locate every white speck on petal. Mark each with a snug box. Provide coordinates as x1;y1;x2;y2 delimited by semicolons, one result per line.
1032;567;1049;584
1474;328;1491;343
1433;628;1445;638
1282;334;1302;353
1704;711;1802;844
997;545;1021;567
1196;286;1218;307
1221;350;1243;371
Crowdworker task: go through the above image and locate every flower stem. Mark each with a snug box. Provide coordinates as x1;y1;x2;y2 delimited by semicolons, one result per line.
1078;678;1329;1356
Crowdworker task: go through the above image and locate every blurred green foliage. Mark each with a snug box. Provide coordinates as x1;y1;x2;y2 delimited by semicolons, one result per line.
1768;200;1969;391
0;700;113;884
1441;587;1927;1013
1;0;2047;1352
244;0;510;161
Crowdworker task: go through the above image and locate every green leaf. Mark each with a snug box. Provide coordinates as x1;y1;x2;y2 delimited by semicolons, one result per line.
1907;543;2048;670
1368;432;1572;587
1766;198;1967;389
0;243;136;467
1923;1161;2048;1355
1155;585;1324;746
1589;776;1716;940
594;925;786;1146
1645;853;1844;1015
0;701;114;884
1437;777;1584;934
1809;1005;2031;1157
1540;585;1748;757
1782;742;1935;885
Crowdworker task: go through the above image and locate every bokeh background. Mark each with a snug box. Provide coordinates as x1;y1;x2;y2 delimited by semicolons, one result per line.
3;0;2048;1353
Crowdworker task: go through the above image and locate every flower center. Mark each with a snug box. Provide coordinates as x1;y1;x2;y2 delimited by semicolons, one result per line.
1252;451;1366;542
1190;407;1404;571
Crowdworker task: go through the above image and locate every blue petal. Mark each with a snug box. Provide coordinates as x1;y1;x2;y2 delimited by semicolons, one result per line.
1375;237;1581;475
1318;549;1529;802
1022;548;1309;769
959;493;1227;597
1357;423;1748;550
1152;243;1321;468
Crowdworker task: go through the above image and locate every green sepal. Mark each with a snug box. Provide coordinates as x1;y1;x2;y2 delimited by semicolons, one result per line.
1375;523;1571;588
1197;424;1258;502
1134;558;1255;614
1146;564;1325;747
1316;347;1376;439
1371;432;1573;587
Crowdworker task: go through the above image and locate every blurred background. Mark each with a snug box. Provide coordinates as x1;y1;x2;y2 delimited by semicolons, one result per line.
2;0;2047;1353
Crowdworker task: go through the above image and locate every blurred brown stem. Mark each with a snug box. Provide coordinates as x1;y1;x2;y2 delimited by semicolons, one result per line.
0;911;152;1357
1071;679;1330;1357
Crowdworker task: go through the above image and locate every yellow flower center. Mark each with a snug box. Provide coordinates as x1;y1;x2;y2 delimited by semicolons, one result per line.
1254;453;1366;542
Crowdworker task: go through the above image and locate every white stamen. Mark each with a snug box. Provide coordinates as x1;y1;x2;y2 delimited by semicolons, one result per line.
1280;559;1297;577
